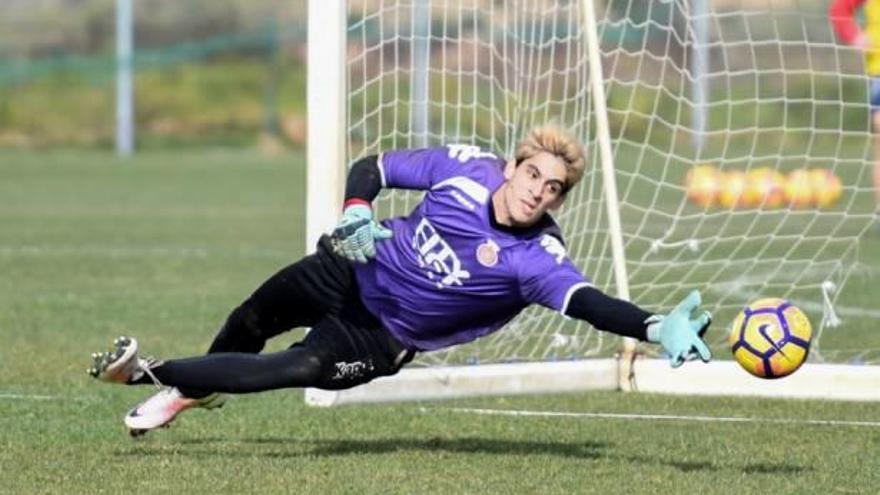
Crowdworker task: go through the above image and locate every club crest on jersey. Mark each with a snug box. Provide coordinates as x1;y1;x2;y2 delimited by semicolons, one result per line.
476;239;500;267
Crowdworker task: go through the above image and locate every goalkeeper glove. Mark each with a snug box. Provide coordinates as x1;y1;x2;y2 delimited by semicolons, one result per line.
646;289;712;368
331;203;392;263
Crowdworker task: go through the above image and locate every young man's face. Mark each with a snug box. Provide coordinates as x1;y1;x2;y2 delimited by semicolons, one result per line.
501;151;567;227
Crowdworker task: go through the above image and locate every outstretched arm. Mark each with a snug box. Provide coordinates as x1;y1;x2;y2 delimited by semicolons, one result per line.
564;286;712;367
563;285;653;341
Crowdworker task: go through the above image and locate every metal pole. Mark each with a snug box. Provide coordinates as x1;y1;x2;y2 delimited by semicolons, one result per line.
691;0;709;158
412;0;431;147
580;0;636;391
116;0;134;156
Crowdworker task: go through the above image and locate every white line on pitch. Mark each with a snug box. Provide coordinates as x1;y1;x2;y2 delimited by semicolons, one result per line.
0;244;290;259
853;262;880;276
0;393;60;401
437;407;880;428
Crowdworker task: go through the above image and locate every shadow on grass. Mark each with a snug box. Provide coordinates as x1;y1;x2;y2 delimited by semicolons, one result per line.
623;454;810;476
118;437;811;476
118;436;609;460
742;462;809;475
309;437;608;459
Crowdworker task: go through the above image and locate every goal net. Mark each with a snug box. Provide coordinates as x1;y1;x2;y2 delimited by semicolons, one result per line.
307;0;878;404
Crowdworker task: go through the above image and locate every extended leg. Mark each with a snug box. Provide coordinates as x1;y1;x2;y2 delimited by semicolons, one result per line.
132;346;333;393
117;309;412;393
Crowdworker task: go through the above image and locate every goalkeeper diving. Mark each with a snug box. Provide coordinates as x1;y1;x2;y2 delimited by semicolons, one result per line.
88;126;712;436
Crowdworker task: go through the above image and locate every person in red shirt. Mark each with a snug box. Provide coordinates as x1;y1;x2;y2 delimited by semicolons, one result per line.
830;0;880;218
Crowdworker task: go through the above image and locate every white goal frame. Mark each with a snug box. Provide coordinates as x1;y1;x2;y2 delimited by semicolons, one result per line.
304;0;880;405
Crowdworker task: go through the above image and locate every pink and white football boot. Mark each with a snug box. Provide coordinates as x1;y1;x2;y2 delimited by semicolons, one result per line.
125;387;227;437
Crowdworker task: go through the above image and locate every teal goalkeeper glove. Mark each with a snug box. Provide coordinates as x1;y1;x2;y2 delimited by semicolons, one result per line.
331;204;393;263
646;290;712;368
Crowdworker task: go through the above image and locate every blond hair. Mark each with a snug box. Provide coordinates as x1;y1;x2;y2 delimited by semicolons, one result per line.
514;126;586;193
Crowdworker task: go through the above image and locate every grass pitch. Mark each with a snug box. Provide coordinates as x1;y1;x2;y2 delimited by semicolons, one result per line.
1;150;879;494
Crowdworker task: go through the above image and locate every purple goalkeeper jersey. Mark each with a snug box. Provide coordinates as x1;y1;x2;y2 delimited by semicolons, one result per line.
353;145;592;351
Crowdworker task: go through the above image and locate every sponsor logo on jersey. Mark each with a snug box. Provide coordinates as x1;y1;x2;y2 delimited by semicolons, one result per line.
476;239;500;267
412;217;471;288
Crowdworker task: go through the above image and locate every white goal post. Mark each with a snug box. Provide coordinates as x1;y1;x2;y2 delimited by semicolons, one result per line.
305;0;879;405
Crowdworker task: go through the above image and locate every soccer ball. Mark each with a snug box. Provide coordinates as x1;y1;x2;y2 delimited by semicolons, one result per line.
783;169;815;208
685;164;720;207
717;170;747;209
744;167;785;208
728;298;812;379
809;168;842;208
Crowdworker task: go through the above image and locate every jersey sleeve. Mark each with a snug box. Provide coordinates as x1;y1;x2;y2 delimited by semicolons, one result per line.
379;145;500;190
517;234;592;314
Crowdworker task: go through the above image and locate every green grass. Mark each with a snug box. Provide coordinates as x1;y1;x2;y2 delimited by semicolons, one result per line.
0;58;306;148
1;149;879;494
2;390;880;494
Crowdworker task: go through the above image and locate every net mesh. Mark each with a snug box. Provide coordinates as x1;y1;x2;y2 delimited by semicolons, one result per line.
345;0;877;367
